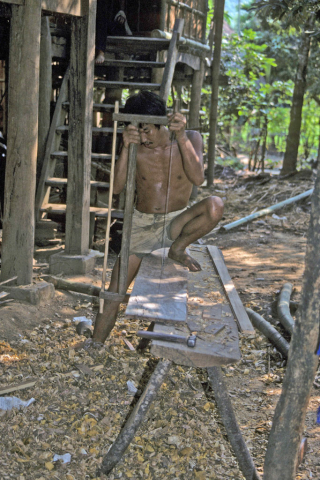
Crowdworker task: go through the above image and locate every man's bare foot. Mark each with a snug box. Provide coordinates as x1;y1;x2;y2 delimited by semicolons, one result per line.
168;247;201;272
95;50;105;64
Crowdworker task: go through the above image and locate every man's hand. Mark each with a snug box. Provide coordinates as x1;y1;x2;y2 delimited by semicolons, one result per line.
123;124;140;149
167;112;187;141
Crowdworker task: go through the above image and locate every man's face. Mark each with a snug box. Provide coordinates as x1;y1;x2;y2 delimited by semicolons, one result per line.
139;123;161;149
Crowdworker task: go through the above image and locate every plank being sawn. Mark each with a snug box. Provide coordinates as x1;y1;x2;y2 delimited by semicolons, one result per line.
125;248;188;324
150;245;241;367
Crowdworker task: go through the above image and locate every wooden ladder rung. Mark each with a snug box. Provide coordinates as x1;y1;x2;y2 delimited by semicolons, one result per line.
94;80;161;90
96;59;166;68
51;151;116;161
41;203;124;219
56;126;124;135
45;177;110;189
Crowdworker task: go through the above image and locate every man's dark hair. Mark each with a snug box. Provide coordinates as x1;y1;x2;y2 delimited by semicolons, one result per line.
123;91;166;128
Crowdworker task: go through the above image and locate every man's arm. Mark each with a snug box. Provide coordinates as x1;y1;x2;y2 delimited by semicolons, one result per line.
168;112;204;186
113;124;140;194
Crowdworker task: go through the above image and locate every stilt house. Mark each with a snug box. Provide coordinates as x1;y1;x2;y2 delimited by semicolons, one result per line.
0;0;211;285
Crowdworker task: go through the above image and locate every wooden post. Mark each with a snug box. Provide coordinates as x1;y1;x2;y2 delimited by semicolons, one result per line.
1;0;41;285
189;58;205;130
37;16;52;184
207;0;225;186
65;0;96;255
160;18;184;102
189;57;205;198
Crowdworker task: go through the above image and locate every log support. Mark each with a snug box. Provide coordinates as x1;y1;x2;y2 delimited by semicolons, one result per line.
65;2;96;256
1;0;41;284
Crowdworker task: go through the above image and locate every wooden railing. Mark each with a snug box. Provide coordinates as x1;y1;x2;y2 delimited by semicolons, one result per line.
165;0;208;44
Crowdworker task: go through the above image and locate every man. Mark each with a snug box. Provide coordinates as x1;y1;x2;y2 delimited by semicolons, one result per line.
92;91;224;344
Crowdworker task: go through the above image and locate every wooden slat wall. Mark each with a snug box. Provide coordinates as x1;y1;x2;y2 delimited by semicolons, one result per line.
0;0;88;16
165;0;207;42
41;0;81;16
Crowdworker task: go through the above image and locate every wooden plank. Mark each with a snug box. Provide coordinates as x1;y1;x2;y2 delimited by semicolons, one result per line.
65;3;96;255
126;248;188;324
41;0;82;16
207;245;255;334
150;310;240;368
0;379;37;396
0;0;24;5
1;0;41;285
150;246;241;367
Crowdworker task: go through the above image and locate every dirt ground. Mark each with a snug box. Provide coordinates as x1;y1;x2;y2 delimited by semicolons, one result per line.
0;167;319;480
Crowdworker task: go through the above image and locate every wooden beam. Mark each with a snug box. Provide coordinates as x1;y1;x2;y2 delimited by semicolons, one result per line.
0;0;24;5
65;1;96;255
37;16;52;185
207;246;255;334
160;18;184;102
41;0;81;16
1;0;41;285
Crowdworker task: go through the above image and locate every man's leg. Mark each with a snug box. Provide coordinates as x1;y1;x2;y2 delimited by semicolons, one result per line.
92;254;142;343
168;196;224;271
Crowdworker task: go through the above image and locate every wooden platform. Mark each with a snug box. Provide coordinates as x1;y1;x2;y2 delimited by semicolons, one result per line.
126;245;254;367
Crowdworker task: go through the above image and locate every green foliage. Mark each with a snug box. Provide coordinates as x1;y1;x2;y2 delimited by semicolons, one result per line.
216;155;245;170
200;7;320;170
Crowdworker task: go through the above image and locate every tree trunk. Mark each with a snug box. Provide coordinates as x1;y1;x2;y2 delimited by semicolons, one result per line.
207;0;225;186
281;16;314;174
263;163;320;478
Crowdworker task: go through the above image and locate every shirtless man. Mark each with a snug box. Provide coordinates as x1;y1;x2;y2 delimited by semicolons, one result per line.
92;91;224;344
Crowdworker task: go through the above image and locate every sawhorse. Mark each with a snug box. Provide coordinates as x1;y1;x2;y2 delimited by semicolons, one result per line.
98;245;261;479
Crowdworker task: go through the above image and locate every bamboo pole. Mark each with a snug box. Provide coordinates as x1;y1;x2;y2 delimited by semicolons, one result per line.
219;189;314;232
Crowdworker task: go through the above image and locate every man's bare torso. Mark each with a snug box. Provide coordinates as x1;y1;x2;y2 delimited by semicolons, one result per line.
135;131;195;214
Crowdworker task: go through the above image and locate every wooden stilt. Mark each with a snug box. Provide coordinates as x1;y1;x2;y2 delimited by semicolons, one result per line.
65;3;96;255
1;0;41;284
